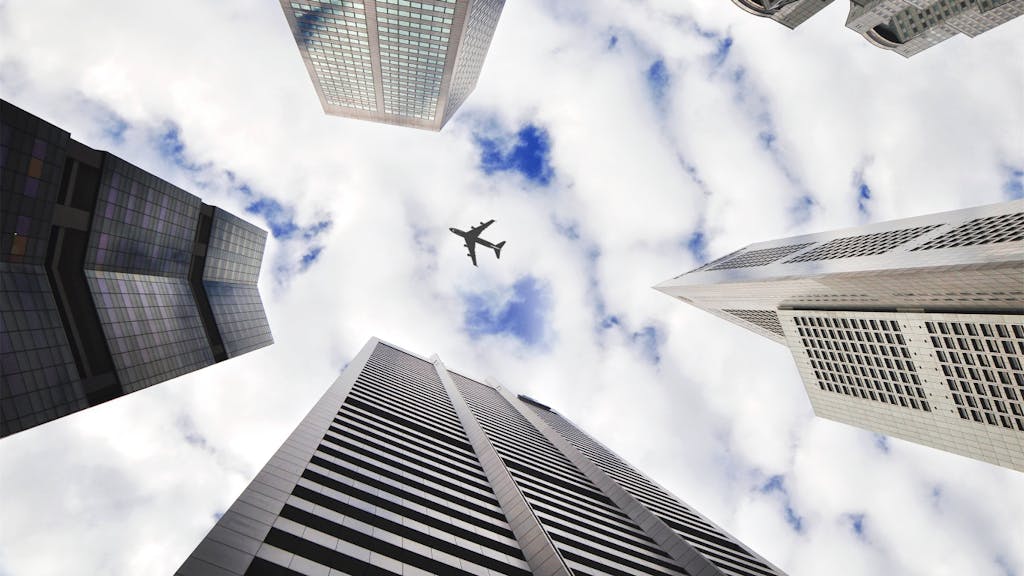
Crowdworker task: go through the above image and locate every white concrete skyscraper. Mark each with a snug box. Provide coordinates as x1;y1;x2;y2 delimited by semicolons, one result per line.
845;0;1024;57
279;0;505;130
732;0;1024;57
657;200;1024;471
177;337;787;576
730;0;835;29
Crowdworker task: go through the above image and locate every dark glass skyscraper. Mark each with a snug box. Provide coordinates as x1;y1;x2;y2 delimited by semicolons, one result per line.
0;99;273;437
177;337;786;576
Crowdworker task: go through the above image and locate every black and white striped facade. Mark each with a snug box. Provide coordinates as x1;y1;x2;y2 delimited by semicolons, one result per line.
177;337;786;576
656;200;1024;471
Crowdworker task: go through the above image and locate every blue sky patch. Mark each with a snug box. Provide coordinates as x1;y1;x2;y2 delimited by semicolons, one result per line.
873;433;890;454
858;182;872;213
75;97;129;145
1004;166;1023;200
995;556;1017;576
303;219;332;240
790;194;816;224
476;124;554;186
783;503;804;532
300;246;323;270
607;34;618;49
101;113;128;144
551;216;581;241
677;154;712;196
245;197;331;243
686;230;708;263
853;165;873;218
155;124;208;173
759;475;785;494
846;513;866;537
647;59;670;104
759;474;805;533
176;414;213;454
464;276;551;347
731;66;747;85
710;36;733;69
158;125;185;164
246;197;300;239
632;325;661;364
710;48;814;215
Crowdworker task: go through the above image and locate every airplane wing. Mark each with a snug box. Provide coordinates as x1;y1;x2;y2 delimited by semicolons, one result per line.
465;241;478;266
465;219;495;241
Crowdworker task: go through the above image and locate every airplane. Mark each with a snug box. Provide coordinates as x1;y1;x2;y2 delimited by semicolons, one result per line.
450;219;505;267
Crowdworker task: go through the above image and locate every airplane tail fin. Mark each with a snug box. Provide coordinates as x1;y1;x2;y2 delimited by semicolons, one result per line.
494;241;506;259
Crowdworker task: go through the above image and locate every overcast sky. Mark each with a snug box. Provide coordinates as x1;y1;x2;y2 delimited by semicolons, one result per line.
2;1;1023;575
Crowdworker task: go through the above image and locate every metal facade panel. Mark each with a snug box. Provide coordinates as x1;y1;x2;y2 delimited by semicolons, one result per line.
179;338;786;574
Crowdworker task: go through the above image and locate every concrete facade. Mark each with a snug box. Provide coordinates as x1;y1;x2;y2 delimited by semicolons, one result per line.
657;200;1024;471
732;0;1024;57
730;0;835;29
847;0;1024;57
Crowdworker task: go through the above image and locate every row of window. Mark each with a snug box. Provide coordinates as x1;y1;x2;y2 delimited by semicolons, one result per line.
377;6;452;25
378;15;449;33
378;0;455;14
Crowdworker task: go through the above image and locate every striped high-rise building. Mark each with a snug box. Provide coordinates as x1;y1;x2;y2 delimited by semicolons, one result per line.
656;200;1024;471
279;0;506;131
1;100;273;437
177;337;787;576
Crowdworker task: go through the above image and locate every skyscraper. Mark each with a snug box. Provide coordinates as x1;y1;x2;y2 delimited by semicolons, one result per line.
732;0;1024;57
279;0;506;131
1;99;273;437
846;0;1024;57
730;0;835;29
656;200;1024;471
178;337;786;576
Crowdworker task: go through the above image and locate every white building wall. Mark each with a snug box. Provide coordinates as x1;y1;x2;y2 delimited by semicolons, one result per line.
657;200;1024;470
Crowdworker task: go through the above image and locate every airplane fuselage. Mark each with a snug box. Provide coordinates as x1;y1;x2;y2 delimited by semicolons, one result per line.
450;228;498;249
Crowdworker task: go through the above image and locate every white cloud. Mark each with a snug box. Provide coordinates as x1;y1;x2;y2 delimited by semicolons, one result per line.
1;1;1022;575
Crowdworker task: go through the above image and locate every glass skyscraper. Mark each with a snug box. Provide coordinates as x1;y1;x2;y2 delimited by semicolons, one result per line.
732;0;1023;57
657;200;1024;471
177;337;787;576
0;99;273;437
279;0;506;130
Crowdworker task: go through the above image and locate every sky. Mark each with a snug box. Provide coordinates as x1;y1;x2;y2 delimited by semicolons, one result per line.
1;1;1023;575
